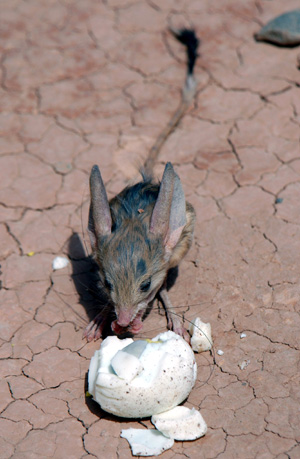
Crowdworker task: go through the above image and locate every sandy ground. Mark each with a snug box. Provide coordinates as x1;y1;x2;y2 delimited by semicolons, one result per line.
1;0;300;458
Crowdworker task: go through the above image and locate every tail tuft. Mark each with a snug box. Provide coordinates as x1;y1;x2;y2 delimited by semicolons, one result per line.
143;28;200;176
170;28;200;75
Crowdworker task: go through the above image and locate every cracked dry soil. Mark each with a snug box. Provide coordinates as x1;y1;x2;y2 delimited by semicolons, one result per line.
1;1;300;458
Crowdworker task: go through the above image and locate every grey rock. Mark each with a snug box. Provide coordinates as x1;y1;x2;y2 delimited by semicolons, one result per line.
255;9;300;46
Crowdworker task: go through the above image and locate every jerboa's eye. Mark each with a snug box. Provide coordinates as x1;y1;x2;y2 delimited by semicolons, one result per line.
104;278;113;291
140;278;151;292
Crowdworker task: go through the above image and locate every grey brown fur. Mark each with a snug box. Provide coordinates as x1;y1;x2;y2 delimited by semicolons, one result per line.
84;29;198;342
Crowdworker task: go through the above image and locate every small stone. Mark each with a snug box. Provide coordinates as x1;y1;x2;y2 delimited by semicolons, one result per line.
239;359;250;370
240;333;247;339
254;10;300;46
54;162;73;174
217;350;224;356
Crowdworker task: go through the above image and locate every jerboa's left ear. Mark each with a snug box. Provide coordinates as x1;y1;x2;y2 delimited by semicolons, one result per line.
88;165;112;251
150;162;186;253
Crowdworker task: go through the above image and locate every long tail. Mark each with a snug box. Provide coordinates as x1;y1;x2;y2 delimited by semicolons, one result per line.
143;28;200;176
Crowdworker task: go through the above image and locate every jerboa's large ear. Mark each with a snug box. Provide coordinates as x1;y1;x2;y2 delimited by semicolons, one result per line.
88;165;112;250
150;162;186;253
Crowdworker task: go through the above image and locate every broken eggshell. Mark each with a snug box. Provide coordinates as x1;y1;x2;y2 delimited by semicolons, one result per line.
121;429;174;457
189;317;213;352
151;406;207;441
52;256;69;270
88;331;197;418
121;407;207;456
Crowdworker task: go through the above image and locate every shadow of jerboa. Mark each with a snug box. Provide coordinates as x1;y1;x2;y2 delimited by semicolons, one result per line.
67;232;114;338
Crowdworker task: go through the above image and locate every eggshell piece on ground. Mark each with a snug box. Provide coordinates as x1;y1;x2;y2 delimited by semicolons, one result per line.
121;428;174;456
189;317;213;352
151;406;207;440
88;331;197;418
52;256;69;270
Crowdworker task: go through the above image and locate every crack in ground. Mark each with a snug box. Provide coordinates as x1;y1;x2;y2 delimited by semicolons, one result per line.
0;3;299;458
262;232;278;253
3;223;23;256
237;327;299;352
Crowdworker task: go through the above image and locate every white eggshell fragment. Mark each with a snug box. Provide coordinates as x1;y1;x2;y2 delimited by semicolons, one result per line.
189;317;213;352
88;331;197;418
239;359;250;370
121;429;174;456
110;350;144;381
151;406;207;440
52;256;69;270
88;336;133;397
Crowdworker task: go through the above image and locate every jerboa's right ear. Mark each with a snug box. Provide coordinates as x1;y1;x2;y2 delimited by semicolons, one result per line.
150;162;186;255
88;165;112;250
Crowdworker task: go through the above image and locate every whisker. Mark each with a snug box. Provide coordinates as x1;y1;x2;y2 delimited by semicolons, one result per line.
151;300;212;311
52;289;88;326
169;310;216;388
137;308;216;388
71;277;103;297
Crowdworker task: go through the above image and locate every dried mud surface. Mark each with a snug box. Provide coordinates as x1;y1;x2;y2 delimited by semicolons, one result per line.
1;1;300;458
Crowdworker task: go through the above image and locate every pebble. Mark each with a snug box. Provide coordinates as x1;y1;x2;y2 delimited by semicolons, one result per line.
239;359;250;370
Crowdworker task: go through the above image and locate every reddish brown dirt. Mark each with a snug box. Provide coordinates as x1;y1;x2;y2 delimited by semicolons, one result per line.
1;1;300;458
